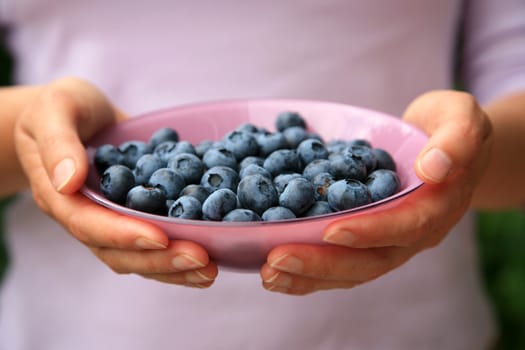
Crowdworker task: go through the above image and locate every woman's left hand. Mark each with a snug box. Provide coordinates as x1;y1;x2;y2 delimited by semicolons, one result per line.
260;90;493;295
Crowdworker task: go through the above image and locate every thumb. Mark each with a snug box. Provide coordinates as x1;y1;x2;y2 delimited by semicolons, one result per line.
402;90;493;184
16;77;127;195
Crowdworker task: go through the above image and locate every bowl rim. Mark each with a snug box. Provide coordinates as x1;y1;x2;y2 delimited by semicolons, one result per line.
80;98;428;227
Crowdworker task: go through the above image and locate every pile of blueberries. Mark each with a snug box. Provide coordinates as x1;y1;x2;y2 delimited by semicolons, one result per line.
94;111;401;222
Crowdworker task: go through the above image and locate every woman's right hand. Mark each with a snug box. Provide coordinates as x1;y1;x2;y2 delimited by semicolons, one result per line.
14;77;218;287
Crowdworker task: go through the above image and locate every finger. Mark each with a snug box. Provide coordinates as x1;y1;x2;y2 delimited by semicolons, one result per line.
91;241;213;275
324;91;493;249
261;264;360;295
16;77;126;194
63;193;170;249
140;264;218;287
403;90;493;184
264;244;411;283
322;180;468;249
14;145;169;250
143;273;215;288
14;91;164;250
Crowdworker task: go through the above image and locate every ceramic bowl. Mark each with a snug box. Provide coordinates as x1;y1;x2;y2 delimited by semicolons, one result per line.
81;99;428;271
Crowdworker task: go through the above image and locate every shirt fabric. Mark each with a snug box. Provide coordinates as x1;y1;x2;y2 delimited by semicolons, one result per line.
1;1;525;349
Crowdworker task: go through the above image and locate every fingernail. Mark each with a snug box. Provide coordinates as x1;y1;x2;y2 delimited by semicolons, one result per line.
172;254;206;270
185;282;212;289
265;285;290;294
323;230;356;246
266;273;293;288
52;158;76;191
263;272;281;283
418;147;452;183
185;270;214;284
135;237;167;250
269;254;303;274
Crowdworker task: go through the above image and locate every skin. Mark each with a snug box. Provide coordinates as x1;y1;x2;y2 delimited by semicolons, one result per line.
261;90;525;295
1;78;218;288
1;77;525;293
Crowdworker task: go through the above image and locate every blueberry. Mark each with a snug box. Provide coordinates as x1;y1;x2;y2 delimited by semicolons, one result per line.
275;111;307;131
235;122;259;133
237;174;279;215
166;198;176;209
168;195;202;220
195;139;215;158
303;201;333;217
344;145;376;173
327;179;371;211
348;138;372;148
179;184;211;203
308;132;324;143
93;117;399;222
223;208;262;222
148;168;186;200
118;140;151;169
172;141;197;157
311;172;335;201
239;156;265;170
283;126;309;149
297;138;329;166
279;177;316;216
261;206;297;221
154;141;197;163
133;154;166;185
153;141;179;162
239;164;272;180
167;153;204;184
200;166;239;192
100;165;135;204
149;127;179;149
372;148;397;171
273;173;303;195
302;159;332;181
256;132;288;157
366;169;400;201
223;130;259;160
93;144;124;175
263;149;302;177
202;147;238;170
329;153;367;181
202;188;238;221
326;139;348;154
126;185;167;215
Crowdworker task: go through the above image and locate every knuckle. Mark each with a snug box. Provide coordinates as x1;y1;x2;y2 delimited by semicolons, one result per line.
455;91;478;109
371;248;407;276
424;235;445;249
40;83;82;116
362;265;383;281
367;257;392;280
64;210;92;245
31;190;51;215
109;265;129;275
451;93;491;150
94;249;129;275
140;257;161;274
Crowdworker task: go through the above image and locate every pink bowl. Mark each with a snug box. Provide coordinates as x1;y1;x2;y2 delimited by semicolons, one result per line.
81;99;428;272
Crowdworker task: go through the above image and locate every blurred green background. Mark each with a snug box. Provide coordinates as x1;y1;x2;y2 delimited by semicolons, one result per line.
0;33;524;350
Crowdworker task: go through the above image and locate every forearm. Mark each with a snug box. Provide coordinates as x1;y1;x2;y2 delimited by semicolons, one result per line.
0;85;43;197
471;90;525;210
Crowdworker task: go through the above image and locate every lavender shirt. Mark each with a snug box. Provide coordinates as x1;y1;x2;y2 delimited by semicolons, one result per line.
1;1;524;349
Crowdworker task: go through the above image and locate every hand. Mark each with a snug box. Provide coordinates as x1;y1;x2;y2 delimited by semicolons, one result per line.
14;77;218;288
260;90;493;295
